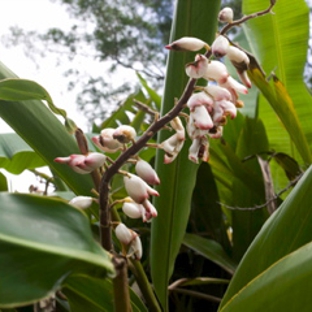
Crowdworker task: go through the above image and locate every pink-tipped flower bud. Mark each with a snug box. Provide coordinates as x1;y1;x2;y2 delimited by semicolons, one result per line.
115;223;137;245
69;196;94;209
165;37;208;52
204;85;232;101
187;92;214;112
186;115;209;140
190;105;214;130
113;125;136;143
218;7;234;23
185;54;209;79
211;35;229;58
92;128;123;153
54;152;105;174
203;60;229;84
124;173;159;204
135;159;160;185
142;199;158;219
220;76;248;103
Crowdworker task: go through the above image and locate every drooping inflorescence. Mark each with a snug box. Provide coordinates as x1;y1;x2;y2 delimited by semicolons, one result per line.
54;6;252;260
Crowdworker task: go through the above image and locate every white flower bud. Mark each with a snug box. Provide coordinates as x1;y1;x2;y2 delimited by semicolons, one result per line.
113;125;137;143
69;196;94;209
135;159;160;185
115;223;137;245
83;152;106;171
218;7;234;23
187;92;214;112
204;85;231;101
190;105;214;130
220;76;248;102
203;60;229;84
187;115;209;139
165;37;208;52
211;35;229;58
122;201;144;219
124;173;159;204
226;46;250;66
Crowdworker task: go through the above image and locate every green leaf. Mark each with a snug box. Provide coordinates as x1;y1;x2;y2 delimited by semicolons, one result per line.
243;0;312;163
183;233;237;275
63;274;148;312
219;165;312;309
0;61;94;195
0;78;67;119
100;89;147;130
0;193;114;308
0;172;8;191
0;133;46;174
136;72;161;110
150;1;221;310
191;162;231;252
220;242;312;312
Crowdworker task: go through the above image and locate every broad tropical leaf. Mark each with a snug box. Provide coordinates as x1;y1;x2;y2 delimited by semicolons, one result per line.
0;133;46;174
243;0;312;163
220;242;312;312
219;165;312;309
0;61;94;195
0;193;114;308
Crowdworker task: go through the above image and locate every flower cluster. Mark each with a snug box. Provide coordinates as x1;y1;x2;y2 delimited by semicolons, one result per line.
55;6;252;260
165;7;250;163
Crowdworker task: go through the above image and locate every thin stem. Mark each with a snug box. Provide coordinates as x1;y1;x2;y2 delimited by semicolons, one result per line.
129;259;161;312
169;288;222;303
220;2;275;35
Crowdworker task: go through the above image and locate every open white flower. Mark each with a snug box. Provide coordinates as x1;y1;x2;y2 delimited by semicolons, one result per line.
185;54;209;79
92;128;123;153
113;125;137;143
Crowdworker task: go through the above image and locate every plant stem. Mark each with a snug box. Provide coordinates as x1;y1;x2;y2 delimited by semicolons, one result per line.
113;256;132;312
129;259;162;312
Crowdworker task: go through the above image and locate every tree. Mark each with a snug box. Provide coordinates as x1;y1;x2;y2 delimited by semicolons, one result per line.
3;0;173;124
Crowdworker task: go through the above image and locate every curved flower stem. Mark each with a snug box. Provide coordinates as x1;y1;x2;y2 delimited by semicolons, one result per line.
220;2;276;35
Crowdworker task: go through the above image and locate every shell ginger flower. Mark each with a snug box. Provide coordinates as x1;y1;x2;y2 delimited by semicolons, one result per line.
165;36;209;52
